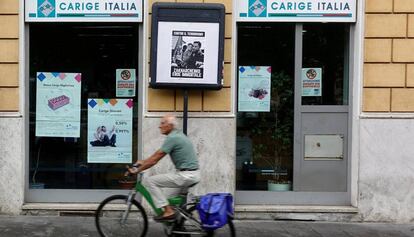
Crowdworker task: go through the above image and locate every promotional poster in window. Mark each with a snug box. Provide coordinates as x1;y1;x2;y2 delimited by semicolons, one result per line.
170;31;205;79
87;98;133;164
35;72;82;137
238;66;271;112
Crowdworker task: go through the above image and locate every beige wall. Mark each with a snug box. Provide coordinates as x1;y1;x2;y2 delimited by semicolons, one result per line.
3;0;390;113
364;0;414;112
0;0;231;113
147;0;232;112
0;0;19;112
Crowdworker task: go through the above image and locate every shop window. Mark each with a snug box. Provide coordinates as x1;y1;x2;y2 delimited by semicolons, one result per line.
29;23;139;189
236;23;295;191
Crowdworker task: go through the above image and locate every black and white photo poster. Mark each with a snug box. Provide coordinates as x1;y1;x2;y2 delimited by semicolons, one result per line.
156;21;219;85
170;31;205;78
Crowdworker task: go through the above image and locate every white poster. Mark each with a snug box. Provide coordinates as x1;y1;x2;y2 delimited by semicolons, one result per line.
36;72;81;137
238;66;271;112
156;21;219;85
116;69;136;97
87;98;133;163
302;68;322;97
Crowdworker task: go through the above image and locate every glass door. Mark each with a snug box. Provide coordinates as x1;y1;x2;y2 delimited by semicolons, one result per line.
236;23;351;205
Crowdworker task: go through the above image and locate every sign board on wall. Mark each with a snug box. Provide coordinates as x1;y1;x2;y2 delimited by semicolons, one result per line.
87;98;133;163
302;68;322;96
236;0;357;22
35;72;81;137
25;0;143;22
150;3;225;89
116;69;136;97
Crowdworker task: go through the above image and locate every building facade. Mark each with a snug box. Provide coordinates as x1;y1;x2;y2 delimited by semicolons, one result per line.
0;0;413;223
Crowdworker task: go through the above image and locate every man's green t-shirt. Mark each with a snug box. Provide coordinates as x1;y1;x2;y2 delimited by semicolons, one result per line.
160;129;199;170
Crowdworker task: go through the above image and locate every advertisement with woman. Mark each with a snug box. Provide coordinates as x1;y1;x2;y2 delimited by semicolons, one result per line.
87;98;133;163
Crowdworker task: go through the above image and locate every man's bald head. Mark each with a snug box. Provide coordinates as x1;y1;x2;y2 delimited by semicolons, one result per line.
163;114;178;128
159;114;178;135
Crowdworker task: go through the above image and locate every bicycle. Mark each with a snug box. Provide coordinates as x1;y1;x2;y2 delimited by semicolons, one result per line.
95;172;236;237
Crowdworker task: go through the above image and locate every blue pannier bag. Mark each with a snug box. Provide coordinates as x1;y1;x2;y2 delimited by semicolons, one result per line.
196;193;234;230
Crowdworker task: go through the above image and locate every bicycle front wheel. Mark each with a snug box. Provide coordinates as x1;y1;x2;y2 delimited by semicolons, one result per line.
95;195;148;237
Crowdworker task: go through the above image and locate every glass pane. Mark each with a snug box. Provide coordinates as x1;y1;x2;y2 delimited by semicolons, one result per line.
29;23;139;189
302;23;349;105
236;23;294;191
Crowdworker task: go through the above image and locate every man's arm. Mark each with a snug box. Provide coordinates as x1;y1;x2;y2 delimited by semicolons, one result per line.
127;150;167;174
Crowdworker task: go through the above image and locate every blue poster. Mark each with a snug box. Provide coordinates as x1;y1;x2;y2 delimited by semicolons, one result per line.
238;66;271;112
302;68;322;97
35;72;82;137
87;98;133;164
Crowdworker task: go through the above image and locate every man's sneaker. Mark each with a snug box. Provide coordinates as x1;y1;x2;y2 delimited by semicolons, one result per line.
153;212;176;222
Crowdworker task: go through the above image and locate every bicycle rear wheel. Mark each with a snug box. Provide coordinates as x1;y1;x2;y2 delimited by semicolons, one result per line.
186;206;236;237
95;195;148;237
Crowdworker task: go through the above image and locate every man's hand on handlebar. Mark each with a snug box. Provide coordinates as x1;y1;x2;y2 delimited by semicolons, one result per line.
124;161;143;176
124;166;138;176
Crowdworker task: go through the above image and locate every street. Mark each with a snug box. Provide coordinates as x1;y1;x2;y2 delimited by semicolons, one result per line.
0;216;413;237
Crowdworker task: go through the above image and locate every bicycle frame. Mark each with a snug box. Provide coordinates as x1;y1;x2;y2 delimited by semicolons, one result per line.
126;173;205;235
135;180;164;216
130;173;187;216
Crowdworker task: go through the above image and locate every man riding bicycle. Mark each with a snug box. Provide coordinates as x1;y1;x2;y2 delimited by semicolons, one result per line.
126;114;200;221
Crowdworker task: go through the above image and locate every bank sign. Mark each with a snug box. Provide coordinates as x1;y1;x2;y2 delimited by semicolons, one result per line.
237;0;356;22
25;0;142;22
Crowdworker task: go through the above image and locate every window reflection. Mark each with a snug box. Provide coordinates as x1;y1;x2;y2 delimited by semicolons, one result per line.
302;23;349;105
236;23;294;191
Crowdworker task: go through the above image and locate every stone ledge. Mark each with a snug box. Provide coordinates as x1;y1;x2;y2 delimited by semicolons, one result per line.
23;203;359;214
235;205;359;213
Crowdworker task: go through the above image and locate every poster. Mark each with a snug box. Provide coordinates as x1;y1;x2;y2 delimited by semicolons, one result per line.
238;66;271;112
171;31;205;79
116;69;136;97
35;72;81;137
155;21;219;85
87;98;133;163
302;68;322;96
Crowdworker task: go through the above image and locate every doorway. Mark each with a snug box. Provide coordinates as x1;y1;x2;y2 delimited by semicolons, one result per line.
236;23;351;205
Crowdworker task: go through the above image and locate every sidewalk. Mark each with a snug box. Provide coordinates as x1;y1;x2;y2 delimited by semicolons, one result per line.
0;215;413;237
